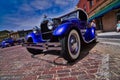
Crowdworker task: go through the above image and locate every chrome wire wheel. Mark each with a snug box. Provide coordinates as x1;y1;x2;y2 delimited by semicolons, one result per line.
67;30;81;59
60;29;81;62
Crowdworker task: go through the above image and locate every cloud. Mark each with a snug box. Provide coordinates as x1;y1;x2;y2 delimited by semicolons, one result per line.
0;0;79;31
19;3;34;12
2;14;42;31
53;0;79;15
30;0;52;10
54;0;78;7
55;0;71;6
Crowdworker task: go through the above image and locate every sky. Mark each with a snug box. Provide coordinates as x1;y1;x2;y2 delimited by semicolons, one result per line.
0;0;79;31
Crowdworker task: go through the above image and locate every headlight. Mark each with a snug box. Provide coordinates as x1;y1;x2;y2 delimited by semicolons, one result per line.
33;30;37;33
47;20;54;30
32;26;40;34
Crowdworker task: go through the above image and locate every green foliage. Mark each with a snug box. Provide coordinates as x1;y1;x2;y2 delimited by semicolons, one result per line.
0;30;10;42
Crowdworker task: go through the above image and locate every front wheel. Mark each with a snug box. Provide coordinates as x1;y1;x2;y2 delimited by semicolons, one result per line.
61;29;81;62
26;38;43;55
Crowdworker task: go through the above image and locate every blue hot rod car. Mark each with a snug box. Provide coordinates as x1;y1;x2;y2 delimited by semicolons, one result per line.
23;9;96;62
1;38;14;48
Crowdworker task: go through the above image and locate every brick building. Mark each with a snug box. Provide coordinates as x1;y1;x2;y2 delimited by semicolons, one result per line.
77;0;120;31
0;30;10;42
9;30;32;40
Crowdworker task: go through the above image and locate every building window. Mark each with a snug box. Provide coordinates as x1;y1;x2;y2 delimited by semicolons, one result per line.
89;0;94;8
96;0;100;3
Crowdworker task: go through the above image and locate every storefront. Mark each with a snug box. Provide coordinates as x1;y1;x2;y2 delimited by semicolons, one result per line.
88;0;120;31
116;10;120;21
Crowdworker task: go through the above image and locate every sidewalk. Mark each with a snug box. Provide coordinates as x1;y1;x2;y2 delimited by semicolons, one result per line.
97;31;120;39
97;31;120;46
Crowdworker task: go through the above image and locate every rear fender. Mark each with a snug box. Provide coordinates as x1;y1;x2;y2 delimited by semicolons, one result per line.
83;27;96;42
53;22;96;44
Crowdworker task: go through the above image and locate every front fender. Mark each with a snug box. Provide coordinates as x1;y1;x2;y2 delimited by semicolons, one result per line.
53;22;73;36
26;32;45;43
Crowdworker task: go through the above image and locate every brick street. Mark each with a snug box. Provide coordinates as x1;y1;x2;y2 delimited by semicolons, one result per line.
0;0;120;80
0;41;120;80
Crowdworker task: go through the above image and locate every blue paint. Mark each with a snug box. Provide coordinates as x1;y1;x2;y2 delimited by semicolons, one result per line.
1;38;14;48
84;27;96;41
25;9;96;43
26;32;46;43
53;22;71;36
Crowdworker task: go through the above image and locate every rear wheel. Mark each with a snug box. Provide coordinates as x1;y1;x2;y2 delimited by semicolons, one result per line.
61;29;81;62
27;38;43;55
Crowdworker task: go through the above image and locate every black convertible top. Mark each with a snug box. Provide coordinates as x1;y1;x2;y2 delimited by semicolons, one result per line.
58;8;88;21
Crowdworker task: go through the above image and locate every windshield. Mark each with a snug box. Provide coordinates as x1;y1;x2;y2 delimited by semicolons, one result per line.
61;11;78;21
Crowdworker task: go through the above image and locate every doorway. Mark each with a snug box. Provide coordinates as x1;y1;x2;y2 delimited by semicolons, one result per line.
96;17;103;30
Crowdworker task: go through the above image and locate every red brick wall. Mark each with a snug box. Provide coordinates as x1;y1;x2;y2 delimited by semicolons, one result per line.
77;0;89;12
88;0;105;14
102;11;116;31
77;0;117;31
77;0;105;15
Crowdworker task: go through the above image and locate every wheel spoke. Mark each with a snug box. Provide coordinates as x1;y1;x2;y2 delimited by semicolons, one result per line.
69;34;79;55
62;29;81;61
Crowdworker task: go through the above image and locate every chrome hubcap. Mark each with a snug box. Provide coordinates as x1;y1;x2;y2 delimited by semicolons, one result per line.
69;34;79;55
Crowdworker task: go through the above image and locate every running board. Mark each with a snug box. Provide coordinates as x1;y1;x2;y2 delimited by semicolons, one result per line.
22;42;62;51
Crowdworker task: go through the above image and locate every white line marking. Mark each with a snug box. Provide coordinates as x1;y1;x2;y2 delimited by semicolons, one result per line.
96;54;109;80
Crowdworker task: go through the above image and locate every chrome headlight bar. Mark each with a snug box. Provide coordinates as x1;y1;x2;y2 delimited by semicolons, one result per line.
47;19;54;30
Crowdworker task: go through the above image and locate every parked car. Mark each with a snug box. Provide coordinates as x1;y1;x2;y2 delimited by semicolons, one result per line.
23;9;97;62
1;38;14;48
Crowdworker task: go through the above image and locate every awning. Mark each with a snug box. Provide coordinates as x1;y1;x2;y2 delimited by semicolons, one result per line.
88;0;120;21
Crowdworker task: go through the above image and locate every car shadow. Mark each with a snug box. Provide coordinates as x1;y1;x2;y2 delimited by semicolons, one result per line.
31;42;98;66
69;42;98;65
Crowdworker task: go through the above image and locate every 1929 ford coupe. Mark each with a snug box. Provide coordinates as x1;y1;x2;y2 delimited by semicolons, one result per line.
23;9;96;62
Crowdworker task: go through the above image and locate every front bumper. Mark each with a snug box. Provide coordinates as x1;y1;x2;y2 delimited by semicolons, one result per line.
22;42;61;51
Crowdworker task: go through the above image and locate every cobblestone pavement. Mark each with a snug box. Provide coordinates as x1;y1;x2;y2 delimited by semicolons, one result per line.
90;43;120;80
0;42;120;80
0;44;104;80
